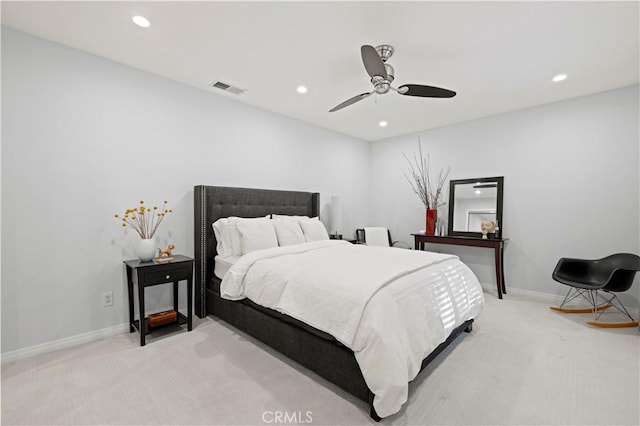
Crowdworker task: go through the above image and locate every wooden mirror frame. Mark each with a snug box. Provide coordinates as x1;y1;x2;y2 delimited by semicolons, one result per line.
447;176;504;238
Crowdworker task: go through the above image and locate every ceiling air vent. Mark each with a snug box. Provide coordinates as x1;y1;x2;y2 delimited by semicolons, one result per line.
209;80;246;95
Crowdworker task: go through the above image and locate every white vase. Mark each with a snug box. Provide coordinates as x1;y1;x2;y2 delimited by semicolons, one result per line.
135;238;156;261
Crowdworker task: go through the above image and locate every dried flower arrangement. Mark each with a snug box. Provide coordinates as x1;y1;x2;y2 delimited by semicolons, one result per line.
114;200;173;239
403;139;451;210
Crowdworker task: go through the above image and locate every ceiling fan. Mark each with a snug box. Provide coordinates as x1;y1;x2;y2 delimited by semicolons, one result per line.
329;44;456;112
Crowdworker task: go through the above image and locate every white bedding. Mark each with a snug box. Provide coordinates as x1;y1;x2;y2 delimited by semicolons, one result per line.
214;255;240;279
221;240;484;417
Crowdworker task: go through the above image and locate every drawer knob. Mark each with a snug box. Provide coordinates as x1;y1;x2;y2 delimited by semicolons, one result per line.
165;274;171;280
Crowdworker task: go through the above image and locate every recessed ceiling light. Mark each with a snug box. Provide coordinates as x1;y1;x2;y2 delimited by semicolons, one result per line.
379;121;388;127
552;74;567;82
475;190;482;195
296;86;308;94
132;15;151;28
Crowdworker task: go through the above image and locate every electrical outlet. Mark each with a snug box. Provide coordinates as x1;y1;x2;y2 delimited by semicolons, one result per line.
102;291;113;307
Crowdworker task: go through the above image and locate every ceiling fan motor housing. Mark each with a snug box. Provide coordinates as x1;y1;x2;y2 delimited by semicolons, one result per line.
375;45;394;62
371;63;394;94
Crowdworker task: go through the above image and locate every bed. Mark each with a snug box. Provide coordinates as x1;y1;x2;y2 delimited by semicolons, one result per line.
194;185;483;420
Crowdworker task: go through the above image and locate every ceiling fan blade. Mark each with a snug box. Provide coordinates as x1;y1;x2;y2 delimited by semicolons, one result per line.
398;84;456;98
361;45;387;79
329;92;374;112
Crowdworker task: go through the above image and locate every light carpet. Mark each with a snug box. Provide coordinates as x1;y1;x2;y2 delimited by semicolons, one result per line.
2;292;639;425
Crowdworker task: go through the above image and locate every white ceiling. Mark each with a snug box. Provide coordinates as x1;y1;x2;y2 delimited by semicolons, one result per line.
2;1;638;141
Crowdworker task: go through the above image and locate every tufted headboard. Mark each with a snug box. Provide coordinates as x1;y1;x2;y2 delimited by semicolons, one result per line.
193;185;320;317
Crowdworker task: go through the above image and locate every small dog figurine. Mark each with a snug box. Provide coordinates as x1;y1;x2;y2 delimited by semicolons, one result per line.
157;244;175;261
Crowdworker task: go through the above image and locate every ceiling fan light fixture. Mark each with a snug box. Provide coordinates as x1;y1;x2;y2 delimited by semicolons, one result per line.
132;15;150;28
375;81;390;94
552;74;567;82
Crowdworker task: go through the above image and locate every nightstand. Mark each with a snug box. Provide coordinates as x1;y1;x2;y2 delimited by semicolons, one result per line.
124;255;194;346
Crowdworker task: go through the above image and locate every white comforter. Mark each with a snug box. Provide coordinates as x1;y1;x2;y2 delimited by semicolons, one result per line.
221;240;484;417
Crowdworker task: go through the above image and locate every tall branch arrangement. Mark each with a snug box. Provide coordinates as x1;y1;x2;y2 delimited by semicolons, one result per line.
403;140;451;210
114;200;173;239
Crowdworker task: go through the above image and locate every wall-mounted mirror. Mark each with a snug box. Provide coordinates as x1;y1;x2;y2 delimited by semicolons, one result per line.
447;176;504;238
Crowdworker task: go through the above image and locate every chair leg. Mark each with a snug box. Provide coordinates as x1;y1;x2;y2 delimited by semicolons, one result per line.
551;288;637;327
587;291;639;328
608;293;637;322
588;289;600;321
586;320;639;328
550;287;611;314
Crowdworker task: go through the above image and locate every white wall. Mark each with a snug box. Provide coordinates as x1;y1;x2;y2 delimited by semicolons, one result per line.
3;26;638;356
1;28;370;354
370;85;639;303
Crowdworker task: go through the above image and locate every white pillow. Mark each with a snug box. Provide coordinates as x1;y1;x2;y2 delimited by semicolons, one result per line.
299;218;330;242
212;218;233;257
212;218;238;257
272;214;310;221
226;218;244;256
235;217;279;254
273;220;305;246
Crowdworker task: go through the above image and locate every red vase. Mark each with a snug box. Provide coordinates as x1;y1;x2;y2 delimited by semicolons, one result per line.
426;209;437;236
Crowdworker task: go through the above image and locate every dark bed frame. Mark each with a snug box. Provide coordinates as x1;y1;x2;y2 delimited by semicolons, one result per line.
193;185;473;420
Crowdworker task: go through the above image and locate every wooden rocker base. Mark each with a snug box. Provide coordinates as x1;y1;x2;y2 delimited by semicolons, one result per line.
549;304;612;314
586;320;639;328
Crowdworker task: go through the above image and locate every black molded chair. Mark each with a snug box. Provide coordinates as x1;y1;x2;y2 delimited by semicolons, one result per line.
550;253;640;328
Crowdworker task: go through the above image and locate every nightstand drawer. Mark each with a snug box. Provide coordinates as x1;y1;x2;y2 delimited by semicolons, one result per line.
143;267;191;285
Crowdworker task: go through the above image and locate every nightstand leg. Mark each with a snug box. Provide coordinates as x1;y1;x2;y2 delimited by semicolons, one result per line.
173;281;179;313
127;267;134;333
138;283;146;346
187;277;193;331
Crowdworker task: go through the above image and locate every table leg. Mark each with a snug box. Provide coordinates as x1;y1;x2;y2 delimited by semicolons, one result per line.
501;245;507;294
414;239;420;250
495;245;503;299
138;283;146;346
187;277;193;331
126;267;134;333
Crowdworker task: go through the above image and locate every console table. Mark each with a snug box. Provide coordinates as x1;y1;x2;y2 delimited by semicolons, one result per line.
412;234;508;299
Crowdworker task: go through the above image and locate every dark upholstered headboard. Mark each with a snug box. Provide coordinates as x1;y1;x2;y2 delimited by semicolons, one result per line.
193;185;320;317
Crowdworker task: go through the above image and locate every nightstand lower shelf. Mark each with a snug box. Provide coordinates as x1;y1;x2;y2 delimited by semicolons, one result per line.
132;312;189;335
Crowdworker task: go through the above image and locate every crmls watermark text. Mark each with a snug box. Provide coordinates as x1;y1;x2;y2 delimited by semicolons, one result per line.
262;410;313;424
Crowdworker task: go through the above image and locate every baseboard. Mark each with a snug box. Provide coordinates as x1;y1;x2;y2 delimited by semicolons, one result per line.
479;282;564;303
1;322;130;364
505;286;566;304
488;285;640;310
